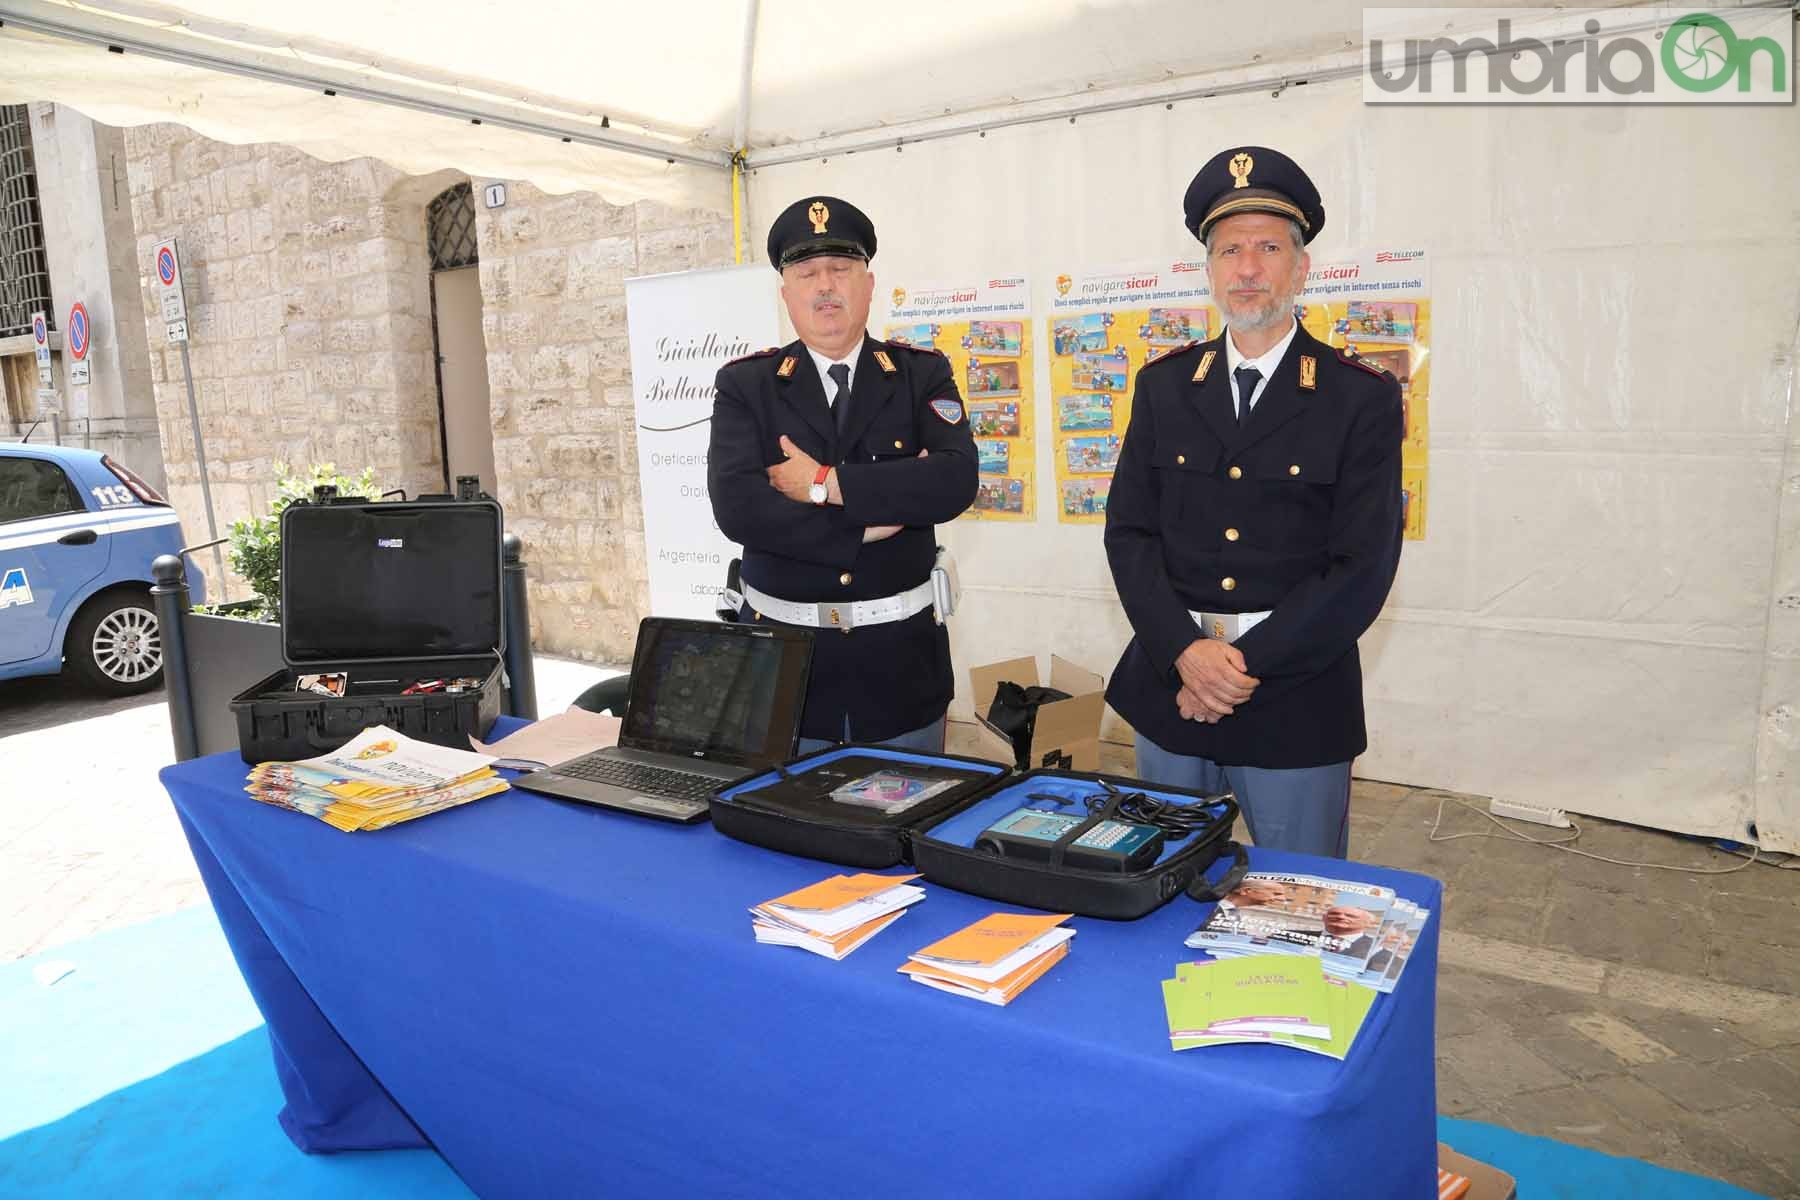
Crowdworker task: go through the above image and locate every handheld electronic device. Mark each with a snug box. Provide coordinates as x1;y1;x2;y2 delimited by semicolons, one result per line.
975;806;1165;873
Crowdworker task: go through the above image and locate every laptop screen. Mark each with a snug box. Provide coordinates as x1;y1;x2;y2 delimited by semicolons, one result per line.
619;618;814;767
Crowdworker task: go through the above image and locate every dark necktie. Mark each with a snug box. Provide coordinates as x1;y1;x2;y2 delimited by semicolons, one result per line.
828;363;852;437
1233;366;1262;426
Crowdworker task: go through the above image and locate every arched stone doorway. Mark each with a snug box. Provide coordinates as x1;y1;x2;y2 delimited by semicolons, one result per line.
426;180;496;496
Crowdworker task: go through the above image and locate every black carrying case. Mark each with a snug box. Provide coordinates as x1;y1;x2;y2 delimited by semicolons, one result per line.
712;744;1011;869
229;494;506;763
909;768;1248;920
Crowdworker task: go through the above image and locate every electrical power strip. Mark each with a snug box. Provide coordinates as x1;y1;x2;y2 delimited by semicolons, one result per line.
1488;798;1573;828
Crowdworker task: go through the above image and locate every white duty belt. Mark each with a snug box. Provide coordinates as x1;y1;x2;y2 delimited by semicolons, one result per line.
1190;608;1273;643
744;579;937;633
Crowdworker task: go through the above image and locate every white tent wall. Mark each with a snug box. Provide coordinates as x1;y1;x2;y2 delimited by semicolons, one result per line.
744;76;1800;848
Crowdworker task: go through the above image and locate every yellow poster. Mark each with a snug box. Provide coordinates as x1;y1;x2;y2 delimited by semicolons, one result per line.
883;275;1034;521
1044;260;1215;524
1298;250;1432;540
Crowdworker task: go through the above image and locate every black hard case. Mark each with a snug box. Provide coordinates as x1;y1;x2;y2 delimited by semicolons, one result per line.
711;744;1011;869
229;496;505;763
909;768;1248;920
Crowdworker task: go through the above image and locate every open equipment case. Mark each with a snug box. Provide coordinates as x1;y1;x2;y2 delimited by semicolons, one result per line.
229;488;506;763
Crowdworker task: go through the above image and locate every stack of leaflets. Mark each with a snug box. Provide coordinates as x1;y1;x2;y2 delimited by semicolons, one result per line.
245;725;507;831
1159;954;1377;1058
751;873;925;960
1184;871;1432;993
899;912;1074;1006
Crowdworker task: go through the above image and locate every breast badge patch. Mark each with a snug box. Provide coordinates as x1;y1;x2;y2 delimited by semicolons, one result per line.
929;398;965;424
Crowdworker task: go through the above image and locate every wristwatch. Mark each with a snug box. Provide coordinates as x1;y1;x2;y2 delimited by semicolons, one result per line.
808;465;831;506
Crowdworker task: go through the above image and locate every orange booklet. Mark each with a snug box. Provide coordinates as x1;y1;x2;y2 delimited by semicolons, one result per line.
910;911;1074;967
901;942;1071;1006
766;873;921;913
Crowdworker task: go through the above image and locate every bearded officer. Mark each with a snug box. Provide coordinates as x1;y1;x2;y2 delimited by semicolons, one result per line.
1104;147;1404;857
709;196;977;752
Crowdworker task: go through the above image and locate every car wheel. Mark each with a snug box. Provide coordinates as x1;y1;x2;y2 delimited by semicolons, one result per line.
68;592;164;695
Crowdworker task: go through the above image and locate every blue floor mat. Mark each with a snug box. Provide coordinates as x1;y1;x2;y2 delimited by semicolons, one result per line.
0;906;469;1199
0;1030;470;1199
1439;1116;1765;1199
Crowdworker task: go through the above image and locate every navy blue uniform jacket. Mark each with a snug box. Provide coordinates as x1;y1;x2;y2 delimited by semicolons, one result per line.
1104;325;1404;767
709;335;978;741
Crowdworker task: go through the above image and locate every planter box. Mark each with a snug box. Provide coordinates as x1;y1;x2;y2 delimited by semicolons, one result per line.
183;603;284;758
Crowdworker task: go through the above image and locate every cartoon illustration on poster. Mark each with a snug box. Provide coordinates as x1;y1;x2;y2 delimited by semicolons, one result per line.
884;275;1034;522
1044;261;1214;523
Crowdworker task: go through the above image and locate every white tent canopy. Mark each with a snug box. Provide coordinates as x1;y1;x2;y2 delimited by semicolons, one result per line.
0;0;1603;208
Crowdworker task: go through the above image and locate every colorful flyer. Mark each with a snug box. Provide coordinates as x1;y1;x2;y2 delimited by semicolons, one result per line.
1044;259;1215;524
884;274;1035;522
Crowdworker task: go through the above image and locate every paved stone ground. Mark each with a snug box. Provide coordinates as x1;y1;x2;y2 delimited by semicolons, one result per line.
7;670;1798;1196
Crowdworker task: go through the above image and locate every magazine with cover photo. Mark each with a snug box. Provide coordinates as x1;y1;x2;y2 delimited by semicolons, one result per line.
1185;873;1396;975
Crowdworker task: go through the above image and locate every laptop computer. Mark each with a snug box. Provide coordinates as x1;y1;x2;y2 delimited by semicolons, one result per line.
513;616;815;823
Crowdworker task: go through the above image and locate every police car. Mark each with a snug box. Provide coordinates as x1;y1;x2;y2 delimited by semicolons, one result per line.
1;443;203;695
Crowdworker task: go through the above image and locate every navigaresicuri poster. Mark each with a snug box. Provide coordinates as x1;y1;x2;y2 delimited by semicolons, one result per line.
1045;259;1215;524
882;274;1035;522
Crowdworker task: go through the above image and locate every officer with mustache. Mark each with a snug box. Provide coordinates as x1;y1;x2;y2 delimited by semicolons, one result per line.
1104;147;1405;857
709;197;978;752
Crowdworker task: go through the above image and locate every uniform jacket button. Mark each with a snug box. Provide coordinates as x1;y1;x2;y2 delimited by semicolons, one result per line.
1221;576;1237;591
1176;454;1186;465
1289;464;1301;476
839;572;853;586
1225;528;1240;542
1228;466;1242;480
894;440;904;449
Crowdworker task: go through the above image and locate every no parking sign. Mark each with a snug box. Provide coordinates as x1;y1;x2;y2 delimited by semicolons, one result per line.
67;301;91;386
152;237;189;342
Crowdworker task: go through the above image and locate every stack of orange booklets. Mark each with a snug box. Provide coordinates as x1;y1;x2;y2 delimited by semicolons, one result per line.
751;873;926;960
898;912;1075;1006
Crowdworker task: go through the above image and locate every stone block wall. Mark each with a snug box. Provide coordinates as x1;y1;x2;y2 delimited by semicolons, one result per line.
122;125;447;598
120;123;736;662
470;182;732;662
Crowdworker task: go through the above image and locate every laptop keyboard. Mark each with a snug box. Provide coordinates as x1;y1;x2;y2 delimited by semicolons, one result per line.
556;755;720;803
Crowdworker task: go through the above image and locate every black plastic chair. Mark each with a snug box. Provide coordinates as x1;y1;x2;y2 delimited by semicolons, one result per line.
572;674;631;716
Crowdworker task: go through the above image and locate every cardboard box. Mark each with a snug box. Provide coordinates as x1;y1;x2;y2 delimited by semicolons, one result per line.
966;655;1106;772
1437;1143;1517;1200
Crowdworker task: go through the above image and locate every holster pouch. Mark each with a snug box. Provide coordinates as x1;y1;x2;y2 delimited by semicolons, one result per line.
930;545;960;622
716;557;745;623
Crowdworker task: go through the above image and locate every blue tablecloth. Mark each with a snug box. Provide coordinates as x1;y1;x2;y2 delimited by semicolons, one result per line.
163;728;1441;1200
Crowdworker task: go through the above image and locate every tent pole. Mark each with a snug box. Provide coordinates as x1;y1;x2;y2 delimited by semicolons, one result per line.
731;0;760;264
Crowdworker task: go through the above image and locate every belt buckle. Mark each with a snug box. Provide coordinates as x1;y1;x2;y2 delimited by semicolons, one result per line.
819;602;854;633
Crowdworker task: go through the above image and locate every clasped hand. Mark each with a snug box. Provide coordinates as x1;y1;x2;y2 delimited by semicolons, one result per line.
1175;638;1260;724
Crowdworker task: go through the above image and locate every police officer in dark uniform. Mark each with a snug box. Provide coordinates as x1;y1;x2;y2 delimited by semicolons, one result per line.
1105;147;1404;857
709;196;978;752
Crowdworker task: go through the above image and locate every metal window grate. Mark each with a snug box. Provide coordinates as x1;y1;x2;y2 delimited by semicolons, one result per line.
0;105;53;339
427;181;478;271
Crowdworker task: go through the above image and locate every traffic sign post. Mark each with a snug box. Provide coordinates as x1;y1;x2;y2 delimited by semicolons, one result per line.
67;301;91;387
29;312;61;442
31;311;51;385
152;235;223;589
